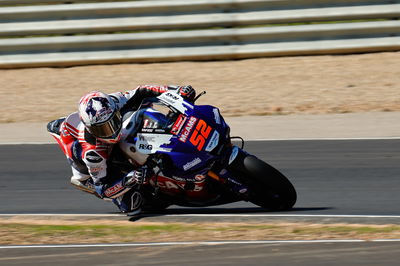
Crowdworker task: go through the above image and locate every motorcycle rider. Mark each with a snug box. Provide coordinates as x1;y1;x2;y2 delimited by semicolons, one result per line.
47;85;196;215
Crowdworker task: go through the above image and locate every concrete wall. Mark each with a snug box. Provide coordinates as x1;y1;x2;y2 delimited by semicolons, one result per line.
0;0;399;68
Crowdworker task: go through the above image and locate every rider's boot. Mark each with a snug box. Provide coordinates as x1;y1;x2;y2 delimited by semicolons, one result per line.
70;175;101;198
70;178;95;193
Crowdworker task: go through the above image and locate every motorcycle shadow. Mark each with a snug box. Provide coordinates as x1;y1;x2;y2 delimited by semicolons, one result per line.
128;207;331;222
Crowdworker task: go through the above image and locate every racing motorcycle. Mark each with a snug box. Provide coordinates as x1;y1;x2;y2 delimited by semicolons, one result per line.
112;91;297;212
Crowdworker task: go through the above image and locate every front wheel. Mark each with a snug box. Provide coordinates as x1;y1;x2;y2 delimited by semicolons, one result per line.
230;152;297;211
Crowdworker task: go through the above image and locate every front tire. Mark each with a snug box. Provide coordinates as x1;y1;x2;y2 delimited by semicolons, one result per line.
230;152;297;211
246;156;296;210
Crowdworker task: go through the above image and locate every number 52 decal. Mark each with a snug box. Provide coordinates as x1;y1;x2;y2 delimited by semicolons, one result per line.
190;119;212;151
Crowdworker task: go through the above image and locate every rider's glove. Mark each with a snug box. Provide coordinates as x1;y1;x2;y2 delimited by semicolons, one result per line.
123;167;151;187
177;85;196;102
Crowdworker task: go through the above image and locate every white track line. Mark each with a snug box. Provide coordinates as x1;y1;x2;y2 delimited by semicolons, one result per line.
0;214;124;217
1;239;400;249
0;214;123;217
1;213;400;218
163;214;400;218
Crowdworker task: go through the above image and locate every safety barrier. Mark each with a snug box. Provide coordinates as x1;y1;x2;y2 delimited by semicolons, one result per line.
0;0;399;68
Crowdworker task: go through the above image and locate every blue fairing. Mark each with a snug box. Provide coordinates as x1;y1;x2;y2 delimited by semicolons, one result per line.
156;104;229;176
192;105;229;138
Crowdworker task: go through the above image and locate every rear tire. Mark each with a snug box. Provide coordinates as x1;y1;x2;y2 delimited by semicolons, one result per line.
230;153;297;211
141;188;171;213
142;201;171;213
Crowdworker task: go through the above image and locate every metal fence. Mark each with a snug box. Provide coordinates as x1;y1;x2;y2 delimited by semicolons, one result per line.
0;0;399;68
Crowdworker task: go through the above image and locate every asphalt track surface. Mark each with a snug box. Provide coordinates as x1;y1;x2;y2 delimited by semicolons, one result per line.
1;241;400;266
1;139;400;265
1;140;399;216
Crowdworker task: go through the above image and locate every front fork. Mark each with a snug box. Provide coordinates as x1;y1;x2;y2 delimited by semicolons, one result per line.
207;146;250;198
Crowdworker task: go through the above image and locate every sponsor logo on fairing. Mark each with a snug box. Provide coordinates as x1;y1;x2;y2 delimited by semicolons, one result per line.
139;134;154;141
104;182;124;198
135;133;173;153
159;180;181;190
165;92;180;101
213;108;221;124
179;117;197;142
158;92;181;105
205;131;219;152
229;146;239;165
143;119;158;129
158;91;193;114
171;176;188;182
139;144;153;150
183;157;202;171
195;174;206;182
171;114;187;135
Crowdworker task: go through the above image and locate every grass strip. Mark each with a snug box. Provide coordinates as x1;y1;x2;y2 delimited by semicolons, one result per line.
1;222;400;245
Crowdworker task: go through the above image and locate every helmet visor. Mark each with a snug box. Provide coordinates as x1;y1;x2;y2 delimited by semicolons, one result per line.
88;111;122;138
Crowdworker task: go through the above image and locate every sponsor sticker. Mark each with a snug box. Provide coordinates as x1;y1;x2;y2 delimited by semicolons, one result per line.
164;92;180;101
183;157;202;171
159;92;180;105
172;176;188;182
135;133;173;154
138;143;153;150
158;91;193;114
213;108;221;124
89;167;102;173
195;174;206;182
228;146;239;165
205;130;219;152
143;119;158;129
171;114;187;135
104;182;124;197
179;117;197;142
138;134;154;142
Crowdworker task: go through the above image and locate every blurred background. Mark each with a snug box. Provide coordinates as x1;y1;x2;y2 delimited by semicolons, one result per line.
0;0;399;125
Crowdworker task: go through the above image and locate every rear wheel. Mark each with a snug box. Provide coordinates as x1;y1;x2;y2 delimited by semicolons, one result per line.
142;201;171;213
141;187;171;213
230;152;297;211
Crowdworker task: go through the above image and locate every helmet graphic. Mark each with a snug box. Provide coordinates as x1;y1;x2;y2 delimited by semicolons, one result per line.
78;91;122;143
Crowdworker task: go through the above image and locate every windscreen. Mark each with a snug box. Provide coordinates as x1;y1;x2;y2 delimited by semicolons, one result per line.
140;102;176;132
